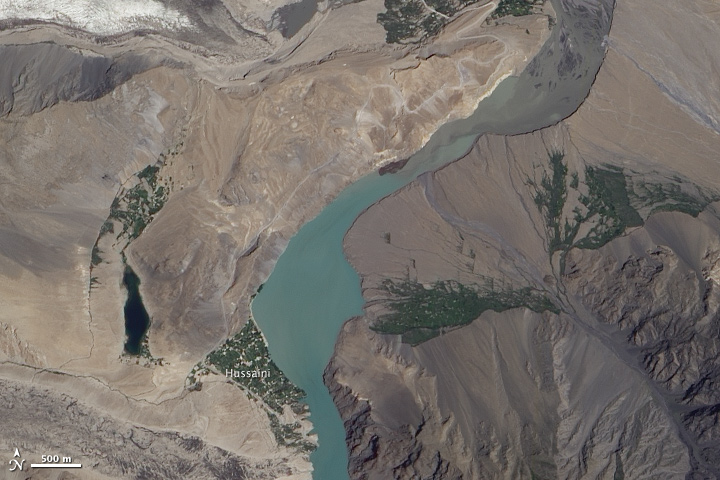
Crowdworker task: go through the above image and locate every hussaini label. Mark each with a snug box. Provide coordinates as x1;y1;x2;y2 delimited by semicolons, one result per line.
226;368;270;379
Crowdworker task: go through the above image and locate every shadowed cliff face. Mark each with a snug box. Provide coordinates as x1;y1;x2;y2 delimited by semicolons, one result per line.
325;0;720;477
327;128;720;479
0;43;157;115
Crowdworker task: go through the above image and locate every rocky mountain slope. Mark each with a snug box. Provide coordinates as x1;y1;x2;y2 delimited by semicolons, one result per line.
0;0;554;478
326;0;720;477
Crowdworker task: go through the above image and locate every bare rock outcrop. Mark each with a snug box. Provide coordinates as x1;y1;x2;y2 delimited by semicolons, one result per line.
326;0;720;477
0;43;158;116
0;377;290;479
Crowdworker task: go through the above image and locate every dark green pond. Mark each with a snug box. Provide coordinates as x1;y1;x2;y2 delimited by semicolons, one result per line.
122;265;150;355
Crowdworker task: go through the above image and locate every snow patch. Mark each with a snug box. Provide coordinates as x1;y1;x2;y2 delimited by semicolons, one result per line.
1;0;193;34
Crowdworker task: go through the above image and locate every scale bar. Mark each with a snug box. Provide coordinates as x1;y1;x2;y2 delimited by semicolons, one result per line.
31;464;82;468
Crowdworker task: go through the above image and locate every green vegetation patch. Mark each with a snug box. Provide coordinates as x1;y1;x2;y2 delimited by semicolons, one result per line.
531;153;643;254
88;143;180;273
372;279;558;345
533;150;571;252
575;166;643;249
206;319;306;414
378;0;478;44
491;0;543;19
529;151;719;271
121;335;164;365
631;179;710;217
268;412;316;453
91;244;103;266
200;318;313;453
86;142;183;366
109;164;169;241
377;0;544;44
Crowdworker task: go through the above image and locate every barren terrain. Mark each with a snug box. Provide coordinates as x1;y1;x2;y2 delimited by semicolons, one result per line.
328;0;720;477
0;0;554;477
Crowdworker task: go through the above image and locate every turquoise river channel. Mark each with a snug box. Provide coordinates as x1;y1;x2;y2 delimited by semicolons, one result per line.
251;1;612;477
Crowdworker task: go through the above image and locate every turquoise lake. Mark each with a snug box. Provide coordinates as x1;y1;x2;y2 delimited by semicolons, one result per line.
251;1;612;476
252;132;478;480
